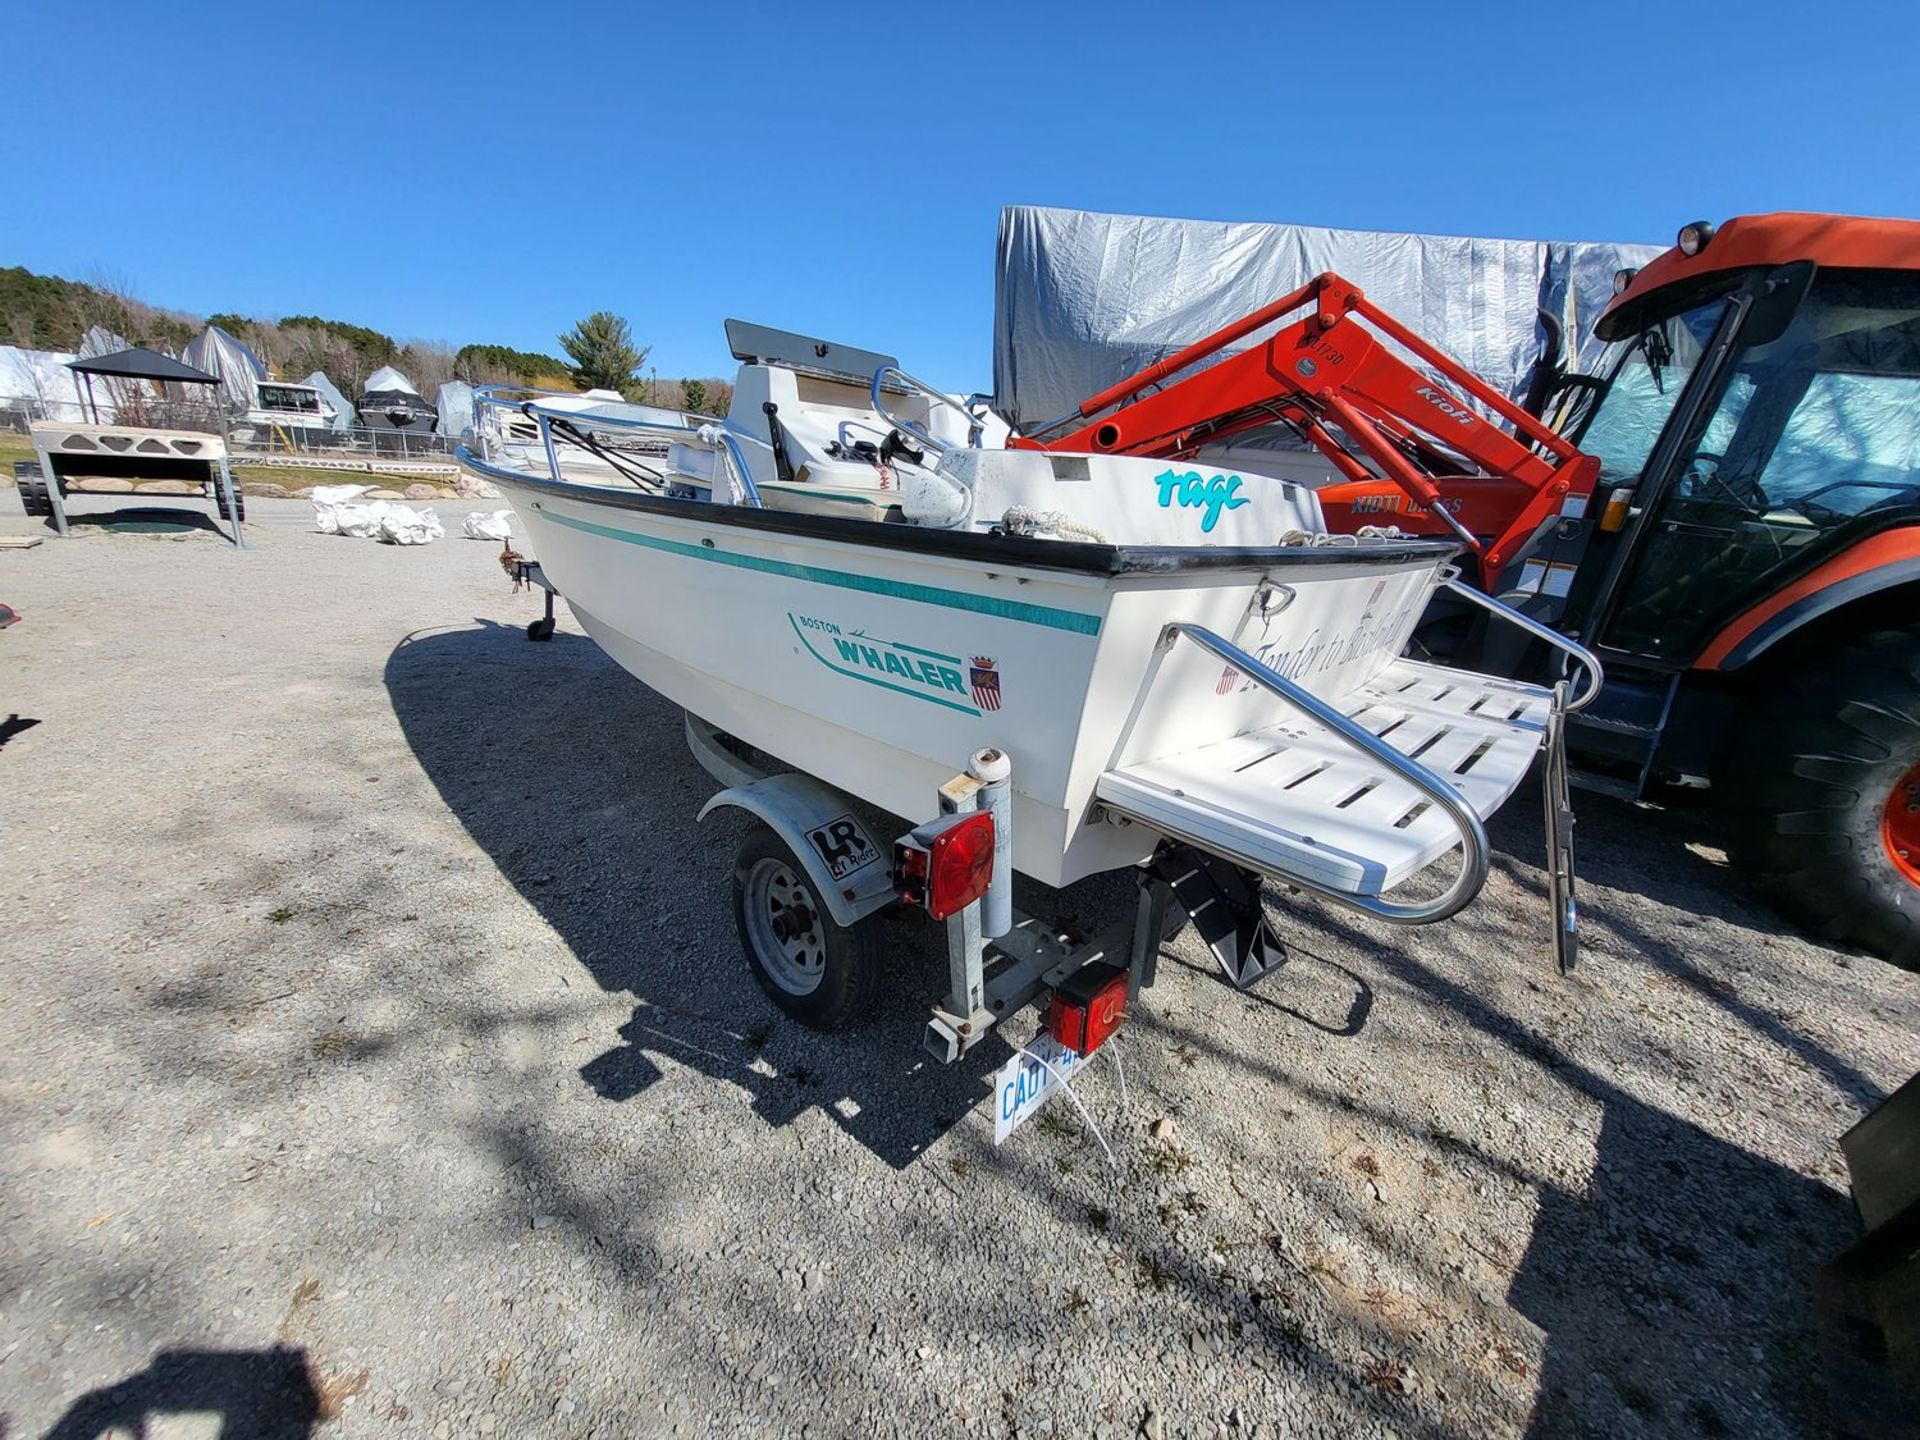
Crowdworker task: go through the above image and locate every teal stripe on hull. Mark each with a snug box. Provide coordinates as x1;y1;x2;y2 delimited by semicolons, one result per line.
538;507;1103;635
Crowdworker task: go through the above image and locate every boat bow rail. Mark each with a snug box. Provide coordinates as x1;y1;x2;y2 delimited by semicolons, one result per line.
464;385;765;507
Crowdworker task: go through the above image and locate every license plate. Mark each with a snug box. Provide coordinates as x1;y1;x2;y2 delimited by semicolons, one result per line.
992;1032;1081;1145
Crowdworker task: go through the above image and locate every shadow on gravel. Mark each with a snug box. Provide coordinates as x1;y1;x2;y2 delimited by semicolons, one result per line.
1510;1089;1844;1439
1301;903;1853;1438
58;505;232;538
39;1344;321;1438
1487;785;1888;1109
0;714;42;750
385;620;1004;1169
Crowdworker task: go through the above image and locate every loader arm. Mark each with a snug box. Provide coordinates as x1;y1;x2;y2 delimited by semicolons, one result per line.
1013;273;1599;590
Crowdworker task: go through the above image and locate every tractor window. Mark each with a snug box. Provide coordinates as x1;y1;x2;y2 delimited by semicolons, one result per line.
1607;271;1920;659
1579;298;1728;487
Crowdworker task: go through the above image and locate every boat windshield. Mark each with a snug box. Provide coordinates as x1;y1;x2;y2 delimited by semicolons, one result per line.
259;385;321;414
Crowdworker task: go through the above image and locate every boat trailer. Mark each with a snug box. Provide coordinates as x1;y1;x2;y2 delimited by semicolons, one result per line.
681;602;1590;1139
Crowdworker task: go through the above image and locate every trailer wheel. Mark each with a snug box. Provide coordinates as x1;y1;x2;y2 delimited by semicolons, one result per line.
1722;627;1920;969
732;824;884;1028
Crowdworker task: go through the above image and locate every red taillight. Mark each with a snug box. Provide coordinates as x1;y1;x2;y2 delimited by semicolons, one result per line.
1048;960;1129;1058
894;811;996;920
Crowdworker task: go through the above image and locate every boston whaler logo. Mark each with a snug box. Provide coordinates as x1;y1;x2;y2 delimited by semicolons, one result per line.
969;658;1002;711
1153;468;1250;534
788;613;993;716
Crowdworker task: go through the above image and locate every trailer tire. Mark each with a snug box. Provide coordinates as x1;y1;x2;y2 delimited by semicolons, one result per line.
1721;627;1920;969
732;824;884;1029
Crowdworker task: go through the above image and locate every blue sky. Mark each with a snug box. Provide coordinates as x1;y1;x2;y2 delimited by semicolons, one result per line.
10;1;1917;390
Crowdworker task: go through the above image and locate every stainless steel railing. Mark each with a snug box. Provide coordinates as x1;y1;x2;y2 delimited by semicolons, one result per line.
868;365;984;454
1439;576;1605;712
1161;622;1492;925
465;386;762;507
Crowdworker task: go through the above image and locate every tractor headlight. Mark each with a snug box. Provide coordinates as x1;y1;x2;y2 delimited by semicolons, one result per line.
1678;220;1716;256
1613;267;1638;295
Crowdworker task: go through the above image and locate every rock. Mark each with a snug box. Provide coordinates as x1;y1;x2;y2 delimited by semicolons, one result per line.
1150;1116;1176;1141
802;1267;823;1293
1141;1409;1164;1440
291;487;317;499
245;481;290;499
405;483;444;500
135;480;198;495
69;477;135;493
365;488;405;500
455;475;501;499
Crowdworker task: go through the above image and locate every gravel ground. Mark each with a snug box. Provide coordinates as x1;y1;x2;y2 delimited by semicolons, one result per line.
1;497;1915;1440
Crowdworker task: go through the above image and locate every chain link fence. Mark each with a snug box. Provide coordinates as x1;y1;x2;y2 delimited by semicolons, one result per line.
2;393;465;470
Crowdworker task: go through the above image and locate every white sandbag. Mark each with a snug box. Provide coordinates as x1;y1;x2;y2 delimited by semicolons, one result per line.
461;510;514;541
329;502;385;537
312;484;374;535
377;505;443;545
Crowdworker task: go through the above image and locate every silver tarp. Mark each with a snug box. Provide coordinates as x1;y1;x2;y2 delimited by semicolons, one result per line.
182;325;267;413
304;370;356;431
992;206;1664;431
432;380;474;438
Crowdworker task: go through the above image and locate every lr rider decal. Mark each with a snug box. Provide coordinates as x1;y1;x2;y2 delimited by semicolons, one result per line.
1152;468;1250;533
788;612;990;716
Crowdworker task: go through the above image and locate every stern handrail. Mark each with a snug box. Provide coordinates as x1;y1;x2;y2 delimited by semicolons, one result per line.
1439;577;1605;712
869;365;984;454
1162;622;1491;925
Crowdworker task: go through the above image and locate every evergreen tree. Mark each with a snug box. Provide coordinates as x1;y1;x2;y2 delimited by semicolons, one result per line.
558;311;647;392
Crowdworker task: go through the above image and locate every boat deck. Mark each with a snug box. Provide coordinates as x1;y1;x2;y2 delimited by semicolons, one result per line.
1097;659;1552;896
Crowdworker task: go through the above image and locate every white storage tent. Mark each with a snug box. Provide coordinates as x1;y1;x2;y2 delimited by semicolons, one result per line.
182;325;269;413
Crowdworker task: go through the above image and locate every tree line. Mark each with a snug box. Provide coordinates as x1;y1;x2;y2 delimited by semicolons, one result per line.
0;266;729;412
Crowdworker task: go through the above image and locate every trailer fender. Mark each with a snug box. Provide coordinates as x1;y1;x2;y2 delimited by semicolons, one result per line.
698;774;897;928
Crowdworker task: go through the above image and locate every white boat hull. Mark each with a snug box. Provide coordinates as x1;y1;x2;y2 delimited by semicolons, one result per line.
498;477;1445;887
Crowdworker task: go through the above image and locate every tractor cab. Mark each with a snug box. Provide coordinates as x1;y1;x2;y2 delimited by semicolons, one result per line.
1559;219;1920;669
1528;214;1920;966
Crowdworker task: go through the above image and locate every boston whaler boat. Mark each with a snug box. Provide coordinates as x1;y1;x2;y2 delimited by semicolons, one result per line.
459;322;1596;1136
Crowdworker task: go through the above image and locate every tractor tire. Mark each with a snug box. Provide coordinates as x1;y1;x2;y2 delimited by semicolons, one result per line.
1722;627;1920;969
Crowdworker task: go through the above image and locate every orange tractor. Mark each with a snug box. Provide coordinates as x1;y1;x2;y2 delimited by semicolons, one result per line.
1018;213;1920;966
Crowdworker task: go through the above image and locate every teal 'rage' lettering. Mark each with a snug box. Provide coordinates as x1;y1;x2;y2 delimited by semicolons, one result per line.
1152;469;1251;533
